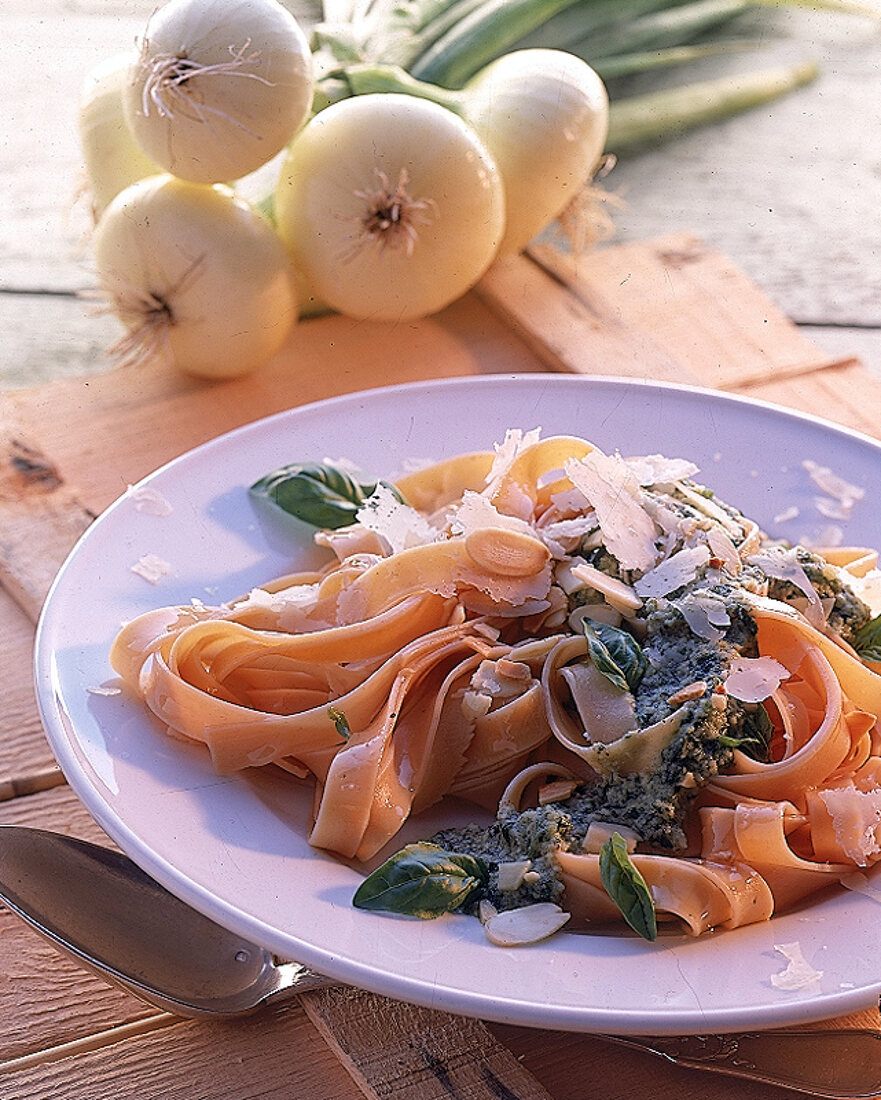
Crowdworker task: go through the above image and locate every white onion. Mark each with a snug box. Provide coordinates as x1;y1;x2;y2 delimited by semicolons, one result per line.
78;53;160;218
93;174;298;378
123;0;313;184
274;93;505;321
463;50;609;256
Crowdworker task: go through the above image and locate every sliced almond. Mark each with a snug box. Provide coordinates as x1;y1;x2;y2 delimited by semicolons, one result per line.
667;680;708;706
483;903;571;947
464;527;550;577
538;778;579;805
478;899;498;924
569;561;643;614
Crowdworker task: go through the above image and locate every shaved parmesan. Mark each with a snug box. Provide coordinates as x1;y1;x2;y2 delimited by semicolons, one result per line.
485;428;542;489
706;526;741;574
770;942;823;991
130;553;172;584
723;656;789;702
449;490;534;539
773;505;800;525
818;785;881;866
356;484;436;553
671;591;731;642
565;450;659;574
128;485;173;516
635;544;710;598
538;516;599;557
747;546;825;629
625;454;700;486
803;459;865;513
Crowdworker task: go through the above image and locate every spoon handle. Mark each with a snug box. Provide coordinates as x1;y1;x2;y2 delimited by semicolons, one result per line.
264;960;341;1002
606;1029;881;1098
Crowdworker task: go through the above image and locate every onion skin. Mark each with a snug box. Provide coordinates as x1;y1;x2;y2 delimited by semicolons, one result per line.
463;49;609;256
274;93;505;321
124;0;313;184
93;174;298;379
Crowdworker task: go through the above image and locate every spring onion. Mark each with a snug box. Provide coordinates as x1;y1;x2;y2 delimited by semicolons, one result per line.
274;93;505;321
93;174;298;378
78;53;161;218
123;0;314;184
342;49;609;256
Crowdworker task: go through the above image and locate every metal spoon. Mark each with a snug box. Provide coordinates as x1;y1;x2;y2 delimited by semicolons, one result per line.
1;824;880;1097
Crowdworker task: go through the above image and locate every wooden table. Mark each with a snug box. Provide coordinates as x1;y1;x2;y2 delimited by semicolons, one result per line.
2;2;881;1098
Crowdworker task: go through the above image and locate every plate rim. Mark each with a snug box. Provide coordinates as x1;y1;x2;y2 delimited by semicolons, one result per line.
33;373;881;1034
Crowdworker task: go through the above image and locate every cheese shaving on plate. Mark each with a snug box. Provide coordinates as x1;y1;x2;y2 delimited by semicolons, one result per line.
770;942;823;991
130;553;172;584
128;485;173;516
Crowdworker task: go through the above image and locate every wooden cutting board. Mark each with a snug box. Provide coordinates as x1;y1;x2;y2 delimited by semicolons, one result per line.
2;233;880;1100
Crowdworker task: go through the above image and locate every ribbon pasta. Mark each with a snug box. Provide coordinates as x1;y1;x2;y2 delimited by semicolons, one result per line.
111;431;881;938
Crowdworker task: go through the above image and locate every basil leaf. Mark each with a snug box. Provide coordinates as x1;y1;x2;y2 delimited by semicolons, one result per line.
718;702;773;761
583;621;647;693
250;462;405;530
599;832;657;942
352;842;489;919
853;613;881;663
327;706;350;741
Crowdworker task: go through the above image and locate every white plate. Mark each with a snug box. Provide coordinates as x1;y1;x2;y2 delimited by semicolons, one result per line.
35;375;881;1035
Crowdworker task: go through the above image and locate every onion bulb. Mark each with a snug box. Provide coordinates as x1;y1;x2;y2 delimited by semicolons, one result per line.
93;174;298;378
462;50;609;256
274;94;504;321
123;0;313;184
79;53;161;218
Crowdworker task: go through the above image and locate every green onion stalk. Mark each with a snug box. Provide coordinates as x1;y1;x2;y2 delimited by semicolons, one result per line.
307;0;880;152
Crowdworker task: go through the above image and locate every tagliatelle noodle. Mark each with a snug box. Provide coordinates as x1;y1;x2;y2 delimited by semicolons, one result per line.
556;849;773;934
393;450;496;515
309;633;491;860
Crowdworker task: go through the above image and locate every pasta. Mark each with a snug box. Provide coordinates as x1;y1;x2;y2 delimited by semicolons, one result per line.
111;430;881;942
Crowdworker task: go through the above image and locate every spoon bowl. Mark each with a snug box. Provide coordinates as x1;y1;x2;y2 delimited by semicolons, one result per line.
0;825;336;1016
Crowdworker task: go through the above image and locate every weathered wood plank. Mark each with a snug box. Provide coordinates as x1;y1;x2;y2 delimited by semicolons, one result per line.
302;987;554;1100
0;589;58;779
477;235;828;388
3;290;547;519
0;1000;362;1100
